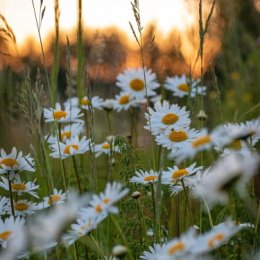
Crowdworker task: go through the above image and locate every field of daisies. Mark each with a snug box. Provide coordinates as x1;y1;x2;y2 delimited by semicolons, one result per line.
0;0;260;260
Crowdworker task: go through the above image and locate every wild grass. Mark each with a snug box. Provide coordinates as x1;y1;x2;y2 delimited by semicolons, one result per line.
0;0;260;260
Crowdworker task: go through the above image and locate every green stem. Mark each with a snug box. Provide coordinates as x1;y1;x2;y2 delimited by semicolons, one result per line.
181;179;194;226
130;108;135;146
51;0;60;103
72;156;82;194
151;183;157;242
77;0;84;98
110;215;134;260
253;202;260;252
106;111;112;135
137;198;147;243
202;196;214;228
176;194;180;237
58;123;67;191
72;244;78;260
7;172;15;218
90;234;107;259
255;202;260;231
84;110;90;139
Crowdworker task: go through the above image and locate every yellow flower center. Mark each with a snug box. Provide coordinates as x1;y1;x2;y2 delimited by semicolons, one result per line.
119;95;130;105
177;83;190;92
48;194;61;205
208;233;225;248
0;231;12;240
172;169;189;179
229;140;242;150
129;78;145;91
102;143;111;149
64;144;79;155
61;131;72;141
144;175;158;182
192;135;211;148
81;97;90;106
0;158;19;168
168;241;185;255
169;130;188;142
162;113;179;125
11;183;26;191
53;110;67;120
95;204;102;213
103;198;110;204
15;202;29;211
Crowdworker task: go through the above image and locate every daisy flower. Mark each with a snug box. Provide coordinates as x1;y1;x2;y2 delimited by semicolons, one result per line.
165;75;206;98
38;189;67;209
80;96;104;110
0;147;35;175
162;163;203;185
242;117;260;144
102;99;115;111
145;100;191;135
116;68;160;99
63;214;106;245
174;126;230;162
130;170;159;185
217;123;252;157
220;118;260;155
159;228;197;259
64;96;105;110
0;177;39;198
0;196;9;215
113;92;139;111
95;138;120;157
141;243;166;260
7;199;38;216
169;168;209;196
155;128;198;153
169;184;186;196
44;102;83;123
80;182;129;218
0;216;25;248
46;123;85;144
27;191;90;251
192;153;260;207
191;221;245;254
50;136;91;159
0;222;27;260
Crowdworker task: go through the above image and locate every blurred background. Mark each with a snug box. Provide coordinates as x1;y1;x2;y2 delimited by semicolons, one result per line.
0;0;260;149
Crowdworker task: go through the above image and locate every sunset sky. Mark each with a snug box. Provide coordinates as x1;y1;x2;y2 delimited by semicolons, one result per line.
1;0;195;45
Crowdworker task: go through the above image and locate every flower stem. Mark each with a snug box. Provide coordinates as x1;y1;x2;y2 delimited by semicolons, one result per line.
90;234;106;259
202;196;214;228
137;198;147;243
7;172;15;218
181;179;194;226
176;194;180;237
151;183;157;242
72;156;82;194
84;110;90;138
72;244;79;260
58;123;67;191
110;215;134;260
106;110;112;135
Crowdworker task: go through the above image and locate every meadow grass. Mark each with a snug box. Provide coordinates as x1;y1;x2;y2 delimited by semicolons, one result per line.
0;0;260;260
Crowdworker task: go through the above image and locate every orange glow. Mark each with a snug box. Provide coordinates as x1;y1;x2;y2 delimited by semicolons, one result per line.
1;0;222;77
1;0;195;45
